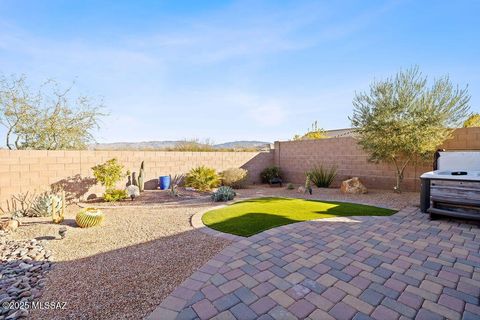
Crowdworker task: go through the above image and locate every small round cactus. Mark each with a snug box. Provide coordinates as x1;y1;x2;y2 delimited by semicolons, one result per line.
76;208;104;228
126;185;140;200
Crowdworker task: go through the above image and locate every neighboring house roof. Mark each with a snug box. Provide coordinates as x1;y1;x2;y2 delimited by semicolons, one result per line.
324;128;357;138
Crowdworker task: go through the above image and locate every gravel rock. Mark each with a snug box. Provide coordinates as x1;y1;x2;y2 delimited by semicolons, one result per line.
5;309;28;319
0;235;52;320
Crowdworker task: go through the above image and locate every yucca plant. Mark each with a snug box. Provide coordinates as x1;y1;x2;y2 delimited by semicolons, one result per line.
185;166;220;191
306;164;337;188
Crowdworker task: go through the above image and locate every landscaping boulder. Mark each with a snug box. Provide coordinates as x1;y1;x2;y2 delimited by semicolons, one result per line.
340;177;368;194
0;218;19;232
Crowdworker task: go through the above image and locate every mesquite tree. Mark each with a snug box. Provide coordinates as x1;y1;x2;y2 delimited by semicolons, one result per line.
0;74;105;150
351;67;470;192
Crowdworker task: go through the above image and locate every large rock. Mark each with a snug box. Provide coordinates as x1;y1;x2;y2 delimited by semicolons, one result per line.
0;219;19;232
340;177;368;194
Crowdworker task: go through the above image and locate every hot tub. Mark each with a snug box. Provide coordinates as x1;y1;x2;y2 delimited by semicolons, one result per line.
420;151;480;220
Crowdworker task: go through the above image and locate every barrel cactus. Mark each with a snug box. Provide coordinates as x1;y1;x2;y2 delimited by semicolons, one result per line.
31;192;63;217
76;208;104;228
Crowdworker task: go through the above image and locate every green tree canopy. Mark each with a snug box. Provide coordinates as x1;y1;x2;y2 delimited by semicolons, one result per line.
0;74;105;150
351;66;470;192
463;113;480;127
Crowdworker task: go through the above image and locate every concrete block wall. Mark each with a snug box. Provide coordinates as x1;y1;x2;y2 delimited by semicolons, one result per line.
0;127;478;206
274;128;480;192
0;150;274;206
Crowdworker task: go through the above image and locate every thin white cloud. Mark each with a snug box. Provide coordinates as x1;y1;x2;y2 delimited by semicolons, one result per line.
248;104;287;127
0;0;402;144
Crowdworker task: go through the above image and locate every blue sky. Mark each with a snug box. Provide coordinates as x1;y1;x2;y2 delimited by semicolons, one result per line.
0;0;479;143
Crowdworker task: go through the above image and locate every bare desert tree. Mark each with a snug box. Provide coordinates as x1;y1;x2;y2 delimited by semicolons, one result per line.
0;74;105;150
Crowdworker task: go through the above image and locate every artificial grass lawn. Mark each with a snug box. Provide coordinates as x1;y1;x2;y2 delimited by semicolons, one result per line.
202;197;396;237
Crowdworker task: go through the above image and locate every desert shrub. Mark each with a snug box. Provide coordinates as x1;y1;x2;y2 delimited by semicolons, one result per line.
92;158;125;190
260;166;282;183
306;164;337;188
185;166;220;191
0;192;36;217
167;138;214;151
212;186;236;202
103;189;128;202
221;168;248;189
286;183;294;190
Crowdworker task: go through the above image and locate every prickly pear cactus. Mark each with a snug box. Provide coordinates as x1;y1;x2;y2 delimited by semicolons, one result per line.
76;208;104;228
31;193;63;217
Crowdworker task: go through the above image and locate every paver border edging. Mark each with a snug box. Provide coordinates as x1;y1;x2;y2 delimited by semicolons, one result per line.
190;203;244;242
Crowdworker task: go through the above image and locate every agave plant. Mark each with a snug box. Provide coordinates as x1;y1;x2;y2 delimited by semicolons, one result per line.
211;186;236;202
31;192;63;217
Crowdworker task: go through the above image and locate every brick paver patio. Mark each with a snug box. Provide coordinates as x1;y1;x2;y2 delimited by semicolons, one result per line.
147;207;480;320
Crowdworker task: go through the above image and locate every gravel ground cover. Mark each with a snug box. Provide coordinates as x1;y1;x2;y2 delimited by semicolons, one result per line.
8;202;231;320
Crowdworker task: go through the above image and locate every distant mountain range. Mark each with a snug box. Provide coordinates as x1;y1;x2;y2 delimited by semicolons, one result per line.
90;140;271;150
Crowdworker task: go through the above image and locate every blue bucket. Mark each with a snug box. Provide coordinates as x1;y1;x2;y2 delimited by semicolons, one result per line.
159;176;171;190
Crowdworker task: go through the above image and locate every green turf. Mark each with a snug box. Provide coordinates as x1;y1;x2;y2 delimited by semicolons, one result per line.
202;197;396;237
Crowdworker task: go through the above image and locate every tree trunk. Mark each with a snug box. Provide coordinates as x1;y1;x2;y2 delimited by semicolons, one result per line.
392;157;411;193
5;127;13;150
394;172;403;193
